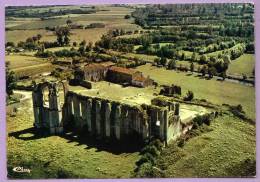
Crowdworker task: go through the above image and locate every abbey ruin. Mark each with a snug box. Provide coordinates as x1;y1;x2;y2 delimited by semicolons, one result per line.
32;81;190;144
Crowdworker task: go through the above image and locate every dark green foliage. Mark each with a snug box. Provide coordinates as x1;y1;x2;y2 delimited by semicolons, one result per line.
6;61;16;97
168;60;177;69
6;41;15;47
35;50;53;58
135;139;164;177
193;113;214;126
54;49;81;57
177;138;185;148
124;14;131;19
229;104;248;120
141;145;160;157
184;90;194;101
190;62;194;72
55;27;71;46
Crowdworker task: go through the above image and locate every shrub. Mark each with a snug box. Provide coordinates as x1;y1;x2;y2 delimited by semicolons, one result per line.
150;139;163;151
136;153;156;166
124;15;131;19
177;137;185;148
193;113;213;126
184;90;194;101
35;50;53;58
141;145;160;157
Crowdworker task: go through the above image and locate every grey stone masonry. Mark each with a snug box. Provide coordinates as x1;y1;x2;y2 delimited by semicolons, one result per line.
33;81;184;144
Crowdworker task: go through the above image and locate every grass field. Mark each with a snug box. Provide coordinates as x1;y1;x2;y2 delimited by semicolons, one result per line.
5;54;54;77
228;54;255;77
135;64;255;120
7;99;140;179
157;114;255;177
6;55;48;69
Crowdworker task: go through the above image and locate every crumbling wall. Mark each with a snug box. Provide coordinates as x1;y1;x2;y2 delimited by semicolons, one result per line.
63;92;152;141
159;84;182;96
33;82;184;144
32;81;68;134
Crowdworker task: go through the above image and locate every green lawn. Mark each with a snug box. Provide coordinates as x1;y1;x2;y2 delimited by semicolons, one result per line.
135;64;255;120
228;54;255;77
157;114;256;177
7;100;140;179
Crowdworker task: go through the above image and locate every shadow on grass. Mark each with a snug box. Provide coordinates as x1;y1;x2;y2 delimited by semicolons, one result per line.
9;127;143;154
8;127;50;141
61;131;144;155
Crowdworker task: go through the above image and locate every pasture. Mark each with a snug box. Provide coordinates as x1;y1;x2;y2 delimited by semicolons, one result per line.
228;54;255;77
135;64;255;120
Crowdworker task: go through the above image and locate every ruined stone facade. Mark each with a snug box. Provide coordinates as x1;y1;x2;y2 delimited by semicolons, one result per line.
32;81;68;134
33;81;183;144
160;84;182;96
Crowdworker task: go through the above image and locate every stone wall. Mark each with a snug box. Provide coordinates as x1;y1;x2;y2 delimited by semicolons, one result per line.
33;81;183;144
32;81;68;134
159;84;182;96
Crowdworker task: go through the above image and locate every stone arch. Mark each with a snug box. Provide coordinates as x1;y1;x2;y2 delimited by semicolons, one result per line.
55;81;68;109
40;82;51;108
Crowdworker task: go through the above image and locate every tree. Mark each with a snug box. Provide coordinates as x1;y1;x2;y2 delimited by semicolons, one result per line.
168;60;177;69
154;58;160;66
160;57;167;66
190;62;194;73
86;42;93;52
55;27;71;46
66;19;72;26
37;34;42;40
124;15;131;19
201;65;207;76
6;62;16;97
220;71;227;80
199;55;208;64
73;42;77;47
80;40;86;47
78;46;85;55
208;66;217;78
191;52;197;62
6;42;15;47
242;74;247;81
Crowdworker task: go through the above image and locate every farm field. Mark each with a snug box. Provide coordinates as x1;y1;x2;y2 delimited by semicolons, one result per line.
157;114;256;177
5;55;48;69
6;6;141;44
228;54;255;77
136;64;255;120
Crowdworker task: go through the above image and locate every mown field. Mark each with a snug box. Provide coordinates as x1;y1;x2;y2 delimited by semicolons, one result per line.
7;99;140;179
136;64;255;120
228;54;255;77
157;114;256;177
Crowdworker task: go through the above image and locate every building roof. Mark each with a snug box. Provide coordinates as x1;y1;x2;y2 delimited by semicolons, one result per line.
133;75;146;82
109;66;136;75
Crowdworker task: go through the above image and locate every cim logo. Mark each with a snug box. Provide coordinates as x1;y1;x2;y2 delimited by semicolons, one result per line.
13;166;31;173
